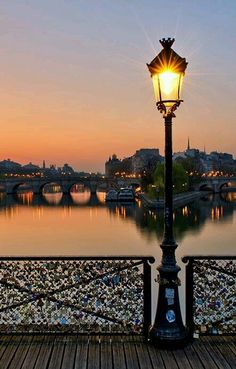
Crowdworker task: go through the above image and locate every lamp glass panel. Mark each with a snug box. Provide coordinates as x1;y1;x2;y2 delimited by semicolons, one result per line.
159;71;182;106
151;74;161;103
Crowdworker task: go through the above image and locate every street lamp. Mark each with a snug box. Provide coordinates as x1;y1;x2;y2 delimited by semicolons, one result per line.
147;38;188;347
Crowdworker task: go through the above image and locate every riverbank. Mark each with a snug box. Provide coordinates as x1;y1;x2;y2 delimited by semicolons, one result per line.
140;191;205;209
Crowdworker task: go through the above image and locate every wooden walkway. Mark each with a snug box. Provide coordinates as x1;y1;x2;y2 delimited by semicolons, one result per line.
0;335;235;369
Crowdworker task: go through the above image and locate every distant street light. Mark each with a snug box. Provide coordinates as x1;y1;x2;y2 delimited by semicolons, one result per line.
147;38;188;347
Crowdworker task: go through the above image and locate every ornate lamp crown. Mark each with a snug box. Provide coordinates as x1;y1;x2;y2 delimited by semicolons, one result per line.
147;38;188;75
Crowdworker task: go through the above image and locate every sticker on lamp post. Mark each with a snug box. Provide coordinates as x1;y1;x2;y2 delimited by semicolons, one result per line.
166;309;176;323
165;288;174;298
165;288;175;305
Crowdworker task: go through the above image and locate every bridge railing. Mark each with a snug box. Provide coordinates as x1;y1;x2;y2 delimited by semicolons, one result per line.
183;256;235;337
0;256;154;336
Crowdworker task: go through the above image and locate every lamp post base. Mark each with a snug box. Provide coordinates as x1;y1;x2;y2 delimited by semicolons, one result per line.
149;325;188;349
149;257;189;349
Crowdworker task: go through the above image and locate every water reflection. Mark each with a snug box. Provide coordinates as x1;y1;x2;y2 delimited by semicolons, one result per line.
43;193;63;205
17;191;34;205
70;190;91;205
105;193;236;242
220;191;236;202
0;191;235;243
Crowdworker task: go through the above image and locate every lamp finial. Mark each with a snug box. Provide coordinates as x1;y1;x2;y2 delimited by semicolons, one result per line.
159;38;175;49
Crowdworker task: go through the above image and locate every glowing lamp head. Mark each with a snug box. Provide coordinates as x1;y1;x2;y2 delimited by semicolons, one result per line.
147;38;187;115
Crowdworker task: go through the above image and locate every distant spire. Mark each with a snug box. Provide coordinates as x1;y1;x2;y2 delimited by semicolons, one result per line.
43;160;46;169
204;145;206;154
187;137;190;150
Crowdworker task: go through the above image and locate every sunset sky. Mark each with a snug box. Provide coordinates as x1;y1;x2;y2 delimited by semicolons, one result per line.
0;0;236;172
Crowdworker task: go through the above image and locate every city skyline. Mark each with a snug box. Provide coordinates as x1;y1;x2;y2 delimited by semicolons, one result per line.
0;1;236;172
1;142;235;174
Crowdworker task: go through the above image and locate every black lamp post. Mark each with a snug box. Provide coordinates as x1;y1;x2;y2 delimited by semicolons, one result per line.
147;38;188;347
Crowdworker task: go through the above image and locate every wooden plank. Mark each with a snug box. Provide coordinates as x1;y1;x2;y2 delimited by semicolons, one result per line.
47;336;66;369
134;336;153;369
7;335;34;369
191;339;218;369
214;337;236;369
0;335;22;369
112;336;126;369
184;344;205;369
100;336;113;369
74;335;89;369
21;335;45;369
201;336;232;369
223;336;236;356
123;336;139;369
0;334;235;369
61;335;77;369
160;350;179;369
172;348;192;369
34;335;55;369
147;344;165;369
87;336;100;369
0;336;13;361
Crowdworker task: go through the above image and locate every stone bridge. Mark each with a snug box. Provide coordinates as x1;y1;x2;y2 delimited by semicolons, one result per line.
0;176;141;195
193;176;236;193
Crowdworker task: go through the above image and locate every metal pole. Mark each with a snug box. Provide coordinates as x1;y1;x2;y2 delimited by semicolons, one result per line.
149;114;187;348
163;115;174;245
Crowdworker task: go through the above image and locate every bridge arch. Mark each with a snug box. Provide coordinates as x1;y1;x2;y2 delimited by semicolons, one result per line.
219;182;229;191
8;182;34;195
199;184;214;192
39;182;63;194
67;182;91;194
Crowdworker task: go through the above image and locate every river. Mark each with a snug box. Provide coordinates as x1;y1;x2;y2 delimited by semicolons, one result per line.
0;189;235;258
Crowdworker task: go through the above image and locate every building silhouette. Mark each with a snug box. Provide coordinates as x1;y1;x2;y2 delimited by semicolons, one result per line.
105;149;163;177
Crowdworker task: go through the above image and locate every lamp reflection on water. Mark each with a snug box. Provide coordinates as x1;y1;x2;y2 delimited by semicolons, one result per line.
211;206;224;221
17;191;33;205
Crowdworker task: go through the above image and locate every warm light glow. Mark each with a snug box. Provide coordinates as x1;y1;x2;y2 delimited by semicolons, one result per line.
152;70;182;106
159;71;179;95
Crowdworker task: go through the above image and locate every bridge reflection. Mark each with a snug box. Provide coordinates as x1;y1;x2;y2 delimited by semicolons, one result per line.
0;191;106;208
0;191;235;243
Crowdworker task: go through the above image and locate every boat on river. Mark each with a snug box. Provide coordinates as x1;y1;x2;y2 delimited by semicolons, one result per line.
105;188;135;202
117;188;135;202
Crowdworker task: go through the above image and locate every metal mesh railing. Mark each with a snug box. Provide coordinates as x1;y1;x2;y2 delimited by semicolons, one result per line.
183;256;235;336
0;256;154;335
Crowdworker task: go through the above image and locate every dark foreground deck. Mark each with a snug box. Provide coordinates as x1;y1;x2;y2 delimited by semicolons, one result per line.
0;335;235;369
